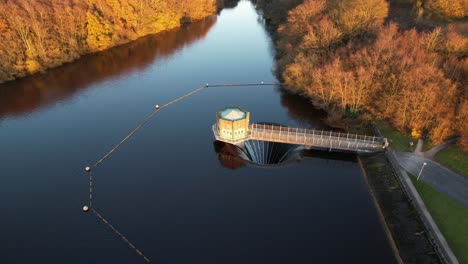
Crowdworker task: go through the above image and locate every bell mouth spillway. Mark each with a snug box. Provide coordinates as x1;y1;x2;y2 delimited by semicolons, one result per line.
213;139;306;169
213;118;306;167
212;107;388;162
240;140;305;166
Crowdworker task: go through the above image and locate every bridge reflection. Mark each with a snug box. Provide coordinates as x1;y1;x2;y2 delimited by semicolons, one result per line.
213;140;357;170
0;16;216;118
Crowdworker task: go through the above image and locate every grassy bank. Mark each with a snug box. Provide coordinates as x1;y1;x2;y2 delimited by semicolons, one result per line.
410;176;468;264
375;121;416;152
376;121;468;177
376;119;468;262
435;146;468;177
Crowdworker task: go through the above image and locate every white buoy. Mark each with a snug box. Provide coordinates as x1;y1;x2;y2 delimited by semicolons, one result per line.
85;166;91;173
83;206;89;212
155;105;160;109
206;83;209;87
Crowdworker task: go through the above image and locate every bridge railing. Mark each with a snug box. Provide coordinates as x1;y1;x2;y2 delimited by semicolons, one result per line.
249;123;385;146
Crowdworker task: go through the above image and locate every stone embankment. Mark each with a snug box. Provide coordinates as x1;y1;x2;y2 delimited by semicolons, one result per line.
359;153;443;263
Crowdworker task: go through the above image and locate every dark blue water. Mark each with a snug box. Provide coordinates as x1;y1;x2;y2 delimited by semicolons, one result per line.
0;1;395;263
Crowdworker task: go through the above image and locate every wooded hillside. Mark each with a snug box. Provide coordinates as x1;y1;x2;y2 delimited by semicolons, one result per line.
0;0;218;83
261;0;467;150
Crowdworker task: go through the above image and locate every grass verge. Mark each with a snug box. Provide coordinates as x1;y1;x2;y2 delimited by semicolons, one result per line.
410;175;468;264
376;121;467;176
375;121;416;152
434;145;468;177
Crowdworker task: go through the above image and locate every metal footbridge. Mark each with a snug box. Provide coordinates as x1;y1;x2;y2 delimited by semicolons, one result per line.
213;123;388;153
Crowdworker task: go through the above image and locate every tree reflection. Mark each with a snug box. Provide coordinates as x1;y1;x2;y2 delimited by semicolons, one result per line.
217;0;241;10
278;88;330;129
0;16;216;118
213;140;247;170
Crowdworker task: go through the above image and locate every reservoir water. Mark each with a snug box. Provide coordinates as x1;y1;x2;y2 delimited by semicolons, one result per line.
0;1;396;263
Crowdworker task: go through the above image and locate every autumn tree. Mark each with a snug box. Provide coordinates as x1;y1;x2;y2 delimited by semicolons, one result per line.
457;99;468;151
264;0;465;148
275;0;328;72
284;0;327;39
0;0;219;83
423;0;466;21
328;0;389;38
301;16;343;53
282;14;461;143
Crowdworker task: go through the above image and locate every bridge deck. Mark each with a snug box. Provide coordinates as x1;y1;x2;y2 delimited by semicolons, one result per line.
213;123;387;153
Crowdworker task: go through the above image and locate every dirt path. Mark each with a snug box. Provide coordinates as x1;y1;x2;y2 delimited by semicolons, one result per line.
424;138;459;159
414;138;459;159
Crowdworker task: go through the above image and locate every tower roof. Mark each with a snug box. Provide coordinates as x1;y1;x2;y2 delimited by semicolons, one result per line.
218;107;247;121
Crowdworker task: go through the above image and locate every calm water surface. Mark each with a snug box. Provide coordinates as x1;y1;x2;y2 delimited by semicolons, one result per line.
0;1;395;263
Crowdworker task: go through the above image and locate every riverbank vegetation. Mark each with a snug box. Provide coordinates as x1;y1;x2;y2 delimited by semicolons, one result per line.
434;146;468;177
260;0;467;151
259;2;467;261
376;120;467;176
0;0;220;83
376;121;417;152
410;175;468;263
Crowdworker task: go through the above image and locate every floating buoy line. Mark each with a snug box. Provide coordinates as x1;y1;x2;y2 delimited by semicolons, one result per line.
82;82;280;263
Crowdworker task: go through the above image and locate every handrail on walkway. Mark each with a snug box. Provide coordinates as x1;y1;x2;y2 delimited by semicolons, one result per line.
249;123;386;145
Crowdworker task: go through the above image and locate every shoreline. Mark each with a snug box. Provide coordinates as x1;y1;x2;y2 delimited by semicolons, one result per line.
358;157;403;264
0;0;221;84
0;16;215;85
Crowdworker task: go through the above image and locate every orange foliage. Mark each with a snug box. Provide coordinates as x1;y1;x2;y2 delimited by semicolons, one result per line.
411;128;422;139
423;0;466;21
301;16;343;52
457;99;468;151
274;0;465;145
0;0;218;83
328;0;388;37
0;16;216;118
286;0;327;38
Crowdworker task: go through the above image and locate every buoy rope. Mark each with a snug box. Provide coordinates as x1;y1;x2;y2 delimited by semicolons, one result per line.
160;84;208;108
92;208;151;263
91;109;161;169
207;83;279;87
89;172;93;207
91;84;209;169
84;82;280;263
90;82;280;170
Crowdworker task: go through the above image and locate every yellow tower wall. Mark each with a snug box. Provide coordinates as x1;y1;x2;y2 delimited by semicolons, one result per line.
217;111;250;141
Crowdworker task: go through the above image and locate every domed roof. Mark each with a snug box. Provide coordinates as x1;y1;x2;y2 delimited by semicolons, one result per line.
218;107;247;121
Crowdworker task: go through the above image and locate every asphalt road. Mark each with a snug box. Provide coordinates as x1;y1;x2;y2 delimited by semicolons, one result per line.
395;151;468;208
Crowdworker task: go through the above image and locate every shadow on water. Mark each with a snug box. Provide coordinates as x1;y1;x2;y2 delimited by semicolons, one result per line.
0;16;216;119
279;88;332;130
